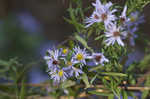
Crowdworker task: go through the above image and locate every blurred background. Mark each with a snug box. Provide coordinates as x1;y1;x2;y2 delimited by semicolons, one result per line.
0;0;75;84
0;0;150;98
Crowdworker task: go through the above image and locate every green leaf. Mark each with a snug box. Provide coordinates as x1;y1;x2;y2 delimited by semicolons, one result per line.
122;91;128;99
90;74;98;84
0;60;10;67
82;73;90;88
138;54;150;71
65;4;85;33
95;35;104;40
89;65;104;72
75;34;87;47
95;36;101;41
142;90;149;99
19;78;26;99
87;29;93;38
61;80;76;88
142;76;150;99
75;34;93;52
100;72;127;77
108;94;114;99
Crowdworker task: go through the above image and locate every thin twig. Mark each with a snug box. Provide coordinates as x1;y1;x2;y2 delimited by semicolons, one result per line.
57;36;74;48
92;85;150;91
1;83;150;91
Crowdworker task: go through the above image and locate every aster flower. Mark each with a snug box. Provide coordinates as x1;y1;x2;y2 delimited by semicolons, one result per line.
90;53;109;65
128;11;145;27
49;69;68;83
60;56;83;78
104;23;127;46
120;5;129;25
85;10;102;28
44;49;61;71
85;0;117;29
73;46;90;67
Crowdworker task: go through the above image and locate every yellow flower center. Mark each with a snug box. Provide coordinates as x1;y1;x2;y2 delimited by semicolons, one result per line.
62;48;68;54
76;53;84;61
58;70;64;77
67;61;72;66
104;76;110;80
130;17;135;22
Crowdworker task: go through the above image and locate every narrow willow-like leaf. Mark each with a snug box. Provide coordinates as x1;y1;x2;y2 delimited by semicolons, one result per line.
75;34;93;52
82;73;90;88
108;94;114;99
100;72;127;77
90;74;98;84
61;80;76;88
122;90;128;99
20;78;26;99
95;35;103;41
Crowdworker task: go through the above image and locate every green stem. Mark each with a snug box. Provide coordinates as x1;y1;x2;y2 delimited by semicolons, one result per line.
112;89;120;99
15;79;19;99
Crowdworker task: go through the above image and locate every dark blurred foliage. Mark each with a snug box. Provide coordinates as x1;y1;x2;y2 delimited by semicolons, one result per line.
0;16;41;61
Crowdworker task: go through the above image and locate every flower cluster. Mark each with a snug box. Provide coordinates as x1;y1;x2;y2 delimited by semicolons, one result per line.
44;46;109;83
85;0;144;47
44;0;145;84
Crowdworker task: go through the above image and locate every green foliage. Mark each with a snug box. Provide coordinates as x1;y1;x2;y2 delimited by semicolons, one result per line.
61;80;76;89
63;0;150;98
126;0;150;13
82;73;90;89
138;54;150;71
142;76;150;99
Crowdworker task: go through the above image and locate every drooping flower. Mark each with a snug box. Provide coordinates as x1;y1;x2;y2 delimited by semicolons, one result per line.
90;53;109;65
120;5;129;25
104;23;127;46
126;26;138;46
73;46;90;67
49;69;68;83
85;0;117;29
44;49;61;71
